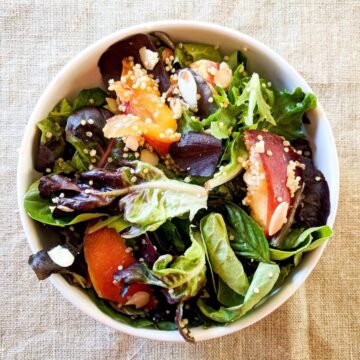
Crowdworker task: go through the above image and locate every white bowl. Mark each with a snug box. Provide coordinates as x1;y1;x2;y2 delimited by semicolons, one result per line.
17;20;339;342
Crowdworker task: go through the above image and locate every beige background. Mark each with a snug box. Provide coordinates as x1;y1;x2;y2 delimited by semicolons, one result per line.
1;1;359;359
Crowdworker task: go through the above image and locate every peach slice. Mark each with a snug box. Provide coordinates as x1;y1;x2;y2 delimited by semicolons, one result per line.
243;130;304;237
105;58;180;155
84;227;154;308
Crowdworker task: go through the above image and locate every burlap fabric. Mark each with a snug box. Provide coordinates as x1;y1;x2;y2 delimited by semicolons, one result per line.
1;1;359;359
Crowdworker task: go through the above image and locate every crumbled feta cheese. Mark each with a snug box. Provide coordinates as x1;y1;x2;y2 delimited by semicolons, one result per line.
139;47;159;70
47;245;75;267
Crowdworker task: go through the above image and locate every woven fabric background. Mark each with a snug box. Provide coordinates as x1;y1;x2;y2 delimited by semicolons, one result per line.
1;1;359;359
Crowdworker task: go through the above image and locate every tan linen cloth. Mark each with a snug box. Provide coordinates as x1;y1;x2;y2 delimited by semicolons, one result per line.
1;1;359;359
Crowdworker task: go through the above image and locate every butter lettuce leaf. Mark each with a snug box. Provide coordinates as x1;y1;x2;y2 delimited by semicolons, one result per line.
197;262;280;323
100;161;208;238
200;213;249;296
270;225;332;261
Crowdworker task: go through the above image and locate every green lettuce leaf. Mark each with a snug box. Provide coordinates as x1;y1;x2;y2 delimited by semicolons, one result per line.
225;203;271;263
101;161;208;237
175;42;223;67
234;73;276;126
269;225;333;261
261;87;317;141
197;262;280;323
228;64;246;104
151;229;207;302
225;51;247;72
23;180;105;226
177;110;204;134
200;213;249;296
202;88;243;139
72;88;107;111
205;136;247;190
87;216;130;234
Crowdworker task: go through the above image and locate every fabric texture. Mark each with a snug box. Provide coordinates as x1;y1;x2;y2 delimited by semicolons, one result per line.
1;1;359;359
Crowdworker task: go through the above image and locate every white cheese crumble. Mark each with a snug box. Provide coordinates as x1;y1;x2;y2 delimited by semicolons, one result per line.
48;245;75;267
139;47;159;70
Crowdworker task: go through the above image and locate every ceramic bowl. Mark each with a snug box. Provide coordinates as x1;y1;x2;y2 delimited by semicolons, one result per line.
17;20;339;342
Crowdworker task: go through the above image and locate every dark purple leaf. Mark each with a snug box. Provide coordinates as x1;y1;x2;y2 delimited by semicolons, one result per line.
169;131;222;177
295;157;330;228
38;174;115;216
175;302;195;343
139;234;160;265
66;106;112;151
80;168;128;188
35;144;55;172
54;192;113;217
29;248;89;287
39;175;81;198
113;262;166;288
98;33;170;93
150;31;175;50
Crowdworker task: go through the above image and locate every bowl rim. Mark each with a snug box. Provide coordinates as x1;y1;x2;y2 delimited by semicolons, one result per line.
17;19;339;342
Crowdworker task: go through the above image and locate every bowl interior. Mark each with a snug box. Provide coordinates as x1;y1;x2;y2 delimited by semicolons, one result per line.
17;20;339;342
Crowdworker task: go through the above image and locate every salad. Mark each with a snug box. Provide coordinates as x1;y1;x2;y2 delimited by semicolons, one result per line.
24;32;332;342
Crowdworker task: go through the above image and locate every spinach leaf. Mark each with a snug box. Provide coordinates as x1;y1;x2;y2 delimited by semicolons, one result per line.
200;213;249;296
87;289;153;327
154;220;187;253
262;88;317;141
217;279;244;307
197;262;280;323
175;42;223;67
225;203;271;263
23;180;105;226
72;88;107;111
205;136;247;190
269;225;333;261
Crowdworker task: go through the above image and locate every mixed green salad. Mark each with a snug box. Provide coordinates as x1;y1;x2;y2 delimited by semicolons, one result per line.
25;32;332;342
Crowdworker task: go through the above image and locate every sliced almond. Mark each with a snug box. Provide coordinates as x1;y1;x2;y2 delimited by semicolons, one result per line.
178;69;198;110
268;201;289;236
125;291;150;309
